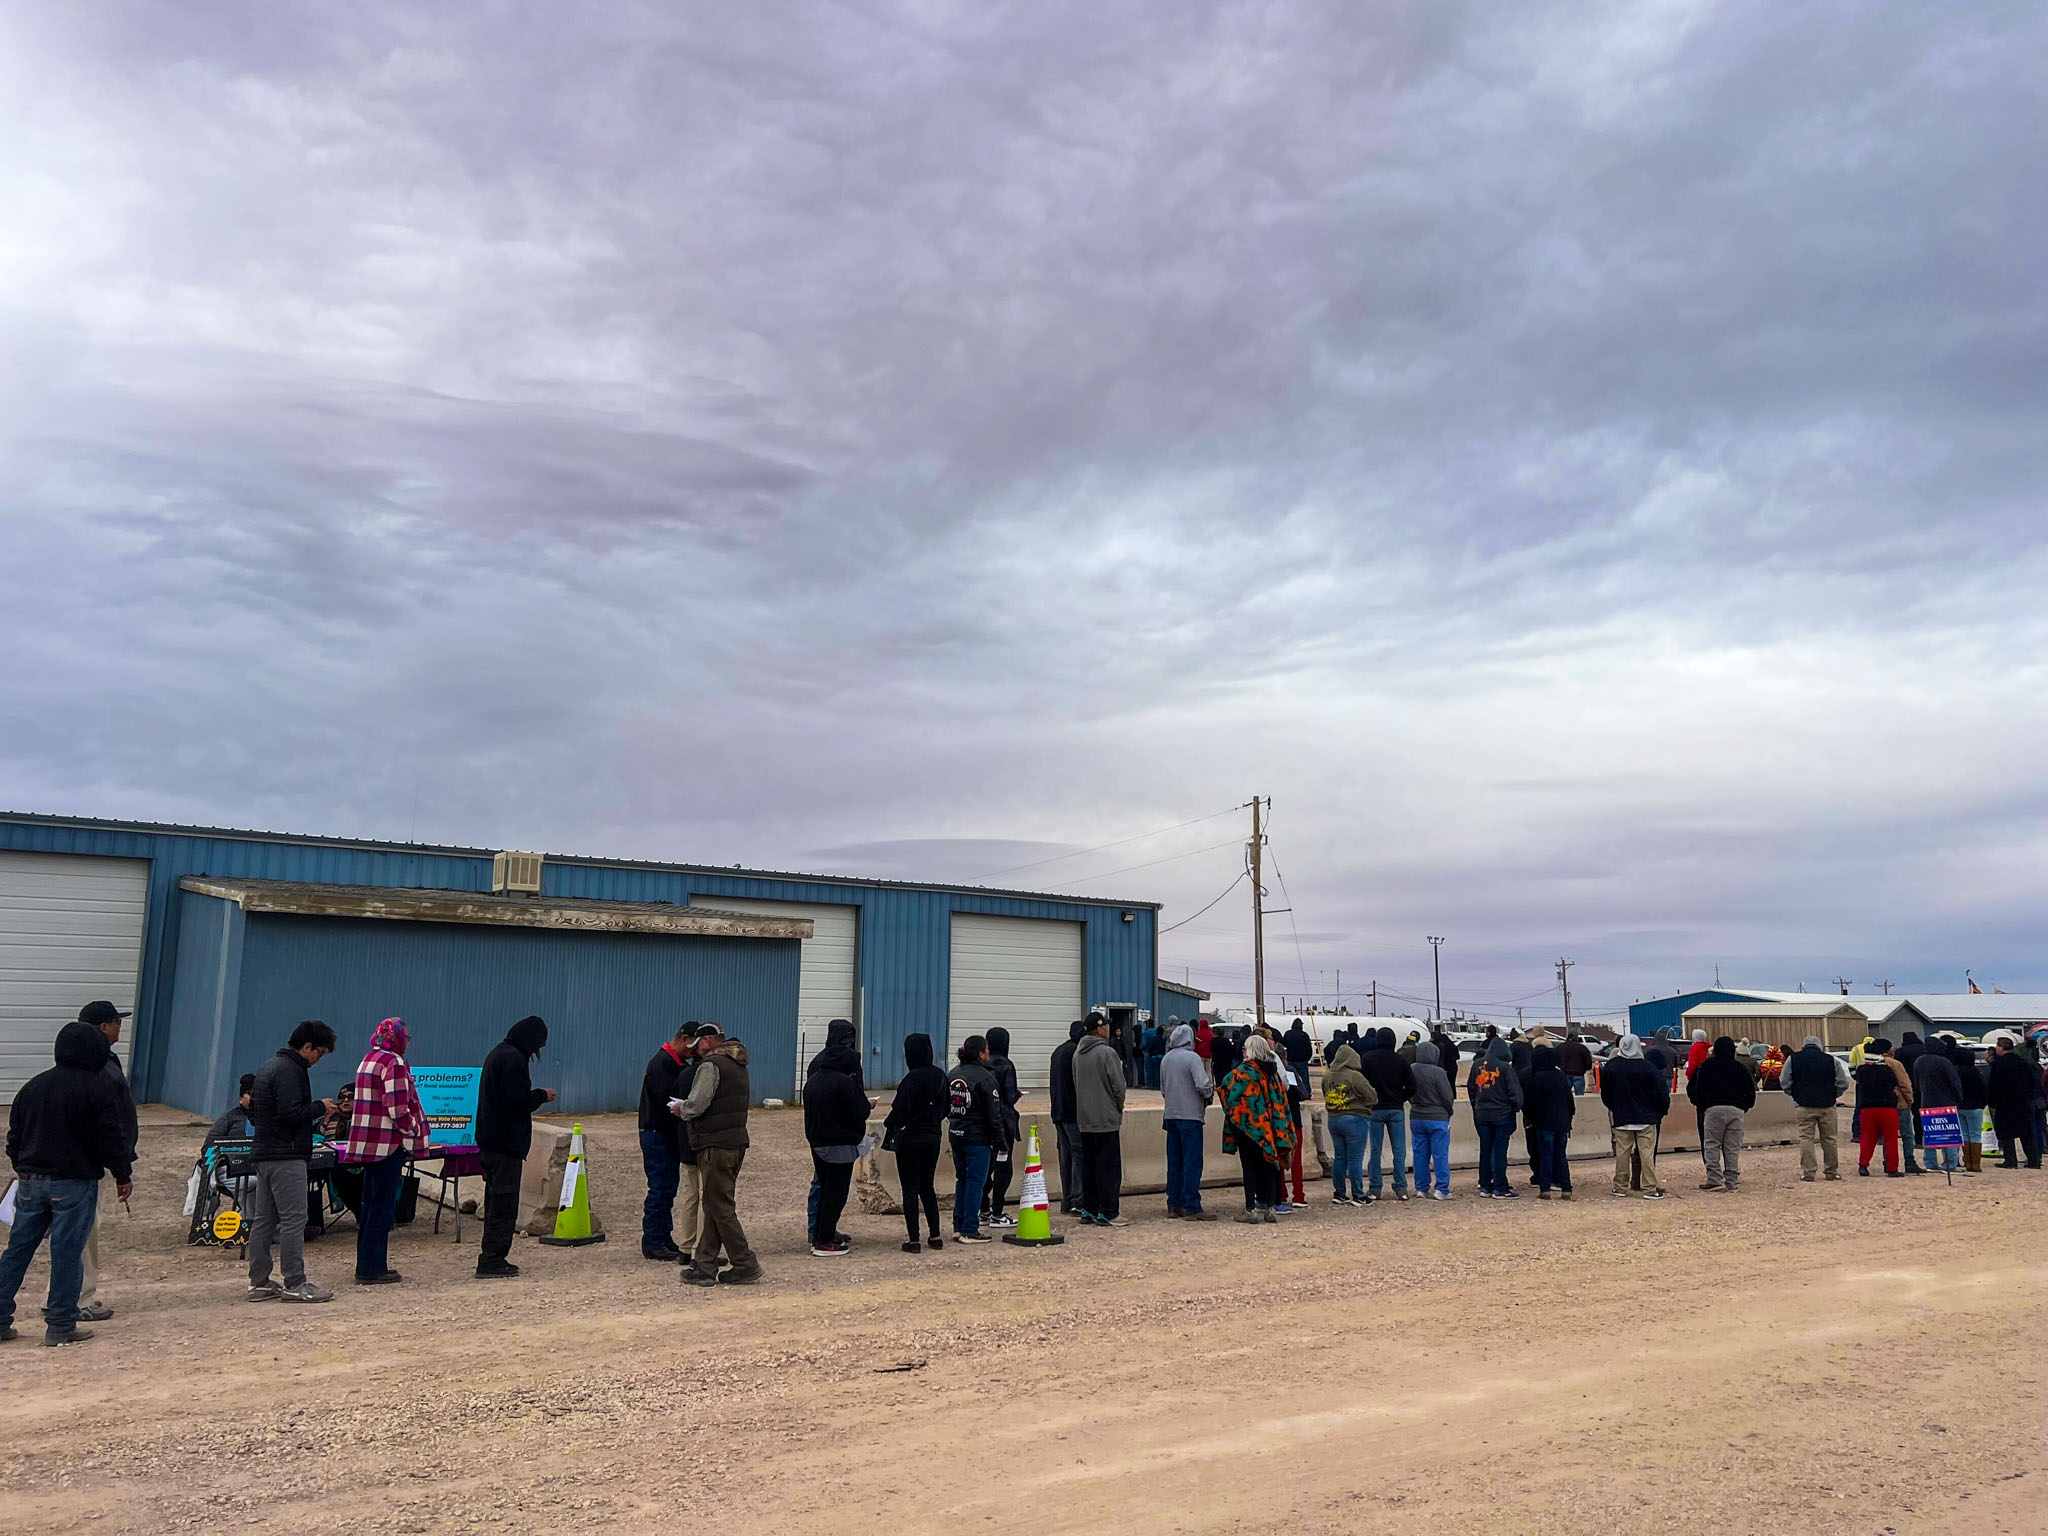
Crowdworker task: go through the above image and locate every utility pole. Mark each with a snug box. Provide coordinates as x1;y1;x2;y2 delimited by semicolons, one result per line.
1879;979;1893;995
1250;796;1267;1030
1557;957;1575;1029
1370;979;1377;1016
1516;1006;1524;1029
1833;976;1853;996
1427;937;1446;1022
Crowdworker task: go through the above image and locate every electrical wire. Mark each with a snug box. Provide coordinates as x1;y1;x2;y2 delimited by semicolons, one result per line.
1036;836;1246;890
970;803;1249;880
1161;870;1248;933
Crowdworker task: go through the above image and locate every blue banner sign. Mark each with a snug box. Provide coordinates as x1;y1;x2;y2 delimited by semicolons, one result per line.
1918;1107;1963;1149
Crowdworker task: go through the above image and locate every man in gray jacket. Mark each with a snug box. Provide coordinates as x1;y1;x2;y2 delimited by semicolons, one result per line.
1072;1013;1128;1227
1158;1023;1217;1221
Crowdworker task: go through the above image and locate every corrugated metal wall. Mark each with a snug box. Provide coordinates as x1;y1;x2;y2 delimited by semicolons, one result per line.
222;913;801;1114
159;889;244;1114
1156;982;1206;1025
1628;990;1765;1038
0;817;1159;1099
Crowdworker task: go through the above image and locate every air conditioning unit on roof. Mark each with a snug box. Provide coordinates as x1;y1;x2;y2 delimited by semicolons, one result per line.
493;851;544;895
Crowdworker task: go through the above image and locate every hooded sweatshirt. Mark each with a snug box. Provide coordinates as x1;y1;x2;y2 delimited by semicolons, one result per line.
1073;1031;1128;1134
803;1032;872;1151
947;1052;1002;1146
1358;1033;1416;1111
1599;1034;1671;1128
1282;1020;1314;1064
1468;1041;1525;1123
5;1021;133;1183
477;1015;552;1158
1686;1031;1712;1077
342;1018;430;1164
1322;1044;1378;1119
1159;1024;1215;1121
1912;1043;1964;1112
1409;1041;1456;1123
1686;1037;1758;1113
883;1034;949;1150
1049;1021;1085;1126
985;1026;1023;1147
808;1019;860;1082
1522;1045;1576;1133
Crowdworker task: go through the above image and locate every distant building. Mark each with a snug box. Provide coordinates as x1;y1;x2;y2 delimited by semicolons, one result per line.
1634;988;2045;1040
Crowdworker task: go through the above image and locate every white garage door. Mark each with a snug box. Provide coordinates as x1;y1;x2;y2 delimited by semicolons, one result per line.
949;914;1083;1090
697;897;860;1075
0;851;150;1102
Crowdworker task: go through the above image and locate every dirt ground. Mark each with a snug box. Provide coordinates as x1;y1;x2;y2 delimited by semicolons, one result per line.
2;1108;2044;1536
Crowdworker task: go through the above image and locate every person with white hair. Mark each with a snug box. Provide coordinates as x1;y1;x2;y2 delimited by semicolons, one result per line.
1221;1034;1296;1224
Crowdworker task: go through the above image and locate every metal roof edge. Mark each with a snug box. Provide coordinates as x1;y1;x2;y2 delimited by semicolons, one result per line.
2;810;1163;911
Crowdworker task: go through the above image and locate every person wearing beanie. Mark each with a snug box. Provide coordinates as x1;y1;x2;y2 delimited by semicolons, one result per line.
1853;1038;1911;1177
1685;1037;1757;1192
1071;1014;1129;1227
638;1021;700;1264
475;1015;556;1278
1049;1020;1088;1215
1784;1035;1850;1181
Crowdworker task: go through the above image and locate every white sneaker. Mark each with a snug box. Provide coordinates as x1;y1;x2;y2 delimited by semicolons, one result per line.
279;1281;333;1303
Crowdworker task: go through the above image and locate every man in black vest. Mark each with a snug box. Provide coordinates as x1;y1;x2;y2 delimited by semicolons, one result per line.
1784;1035;1850;1181
675;1027;760;1286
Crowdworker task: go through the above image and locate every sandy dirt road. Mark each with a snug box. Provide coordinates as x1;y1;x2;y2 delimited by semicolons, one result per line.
1;1110;2043;1535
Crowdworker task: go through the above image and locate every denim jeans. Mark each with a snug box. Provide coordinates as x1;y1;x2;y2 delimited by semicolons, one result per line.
354;1150;407;1280
952;1143;991;1235
1163;1118;1205;1212
0;1175;99;1332
640;1129;681;1251
1328;1114;1368;1199
1899;1101;1922;1170
1410;1120;1451;1195
1534;1127;1573;1191
1367;1108;1408;1193
1920;1111;1962;1171
1476;1118;1515;1193
1568;1074;1587;1095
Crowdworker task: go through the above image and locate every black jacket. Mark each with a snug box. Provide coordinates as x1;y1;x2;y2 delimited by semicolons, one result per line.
1049;1029;1082;1126
1522;1050;1577;1133
1282;1023;1314;1064
1599;1055;1671;1126
1686;1043;1758;1113
947;1058;1002;1147
1854;1059;1909;1112
7;1023;134;1183
1785;1046;1844;1109
1554;1038;1594;1077
1953;1049;1988;1112
1986;1051;2039;1116
103;1053;139;1163
804;1040;870;1149
1912;1048;1965;1110
1358;1046;1415;1109
884;1034;949;1151
250;1046;324;1162
476;1016;551;1157
1894;1035;1927;1077
638;1042;694;1154
985;1027;1022;1147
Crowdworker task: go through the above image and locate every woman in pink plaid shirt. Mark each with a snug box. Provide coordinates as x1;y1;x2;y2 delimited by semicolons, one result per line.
341;1018;429;1285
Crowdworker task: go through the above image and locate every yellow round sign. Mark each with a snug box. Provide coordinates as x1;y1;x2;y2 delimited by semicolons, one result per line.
212;1210;243;1241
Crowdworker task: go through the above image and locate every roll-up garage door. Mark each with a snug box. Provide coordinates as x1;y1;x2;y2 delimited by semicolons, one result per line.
948;913;1083;1089
0;851;150;1102
697;897;859;1076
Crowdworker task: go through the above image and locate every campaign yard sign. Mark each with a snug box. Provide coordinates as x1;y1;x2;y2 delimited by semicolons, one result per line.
1918;1107;1963;1150
413;1066;483;1151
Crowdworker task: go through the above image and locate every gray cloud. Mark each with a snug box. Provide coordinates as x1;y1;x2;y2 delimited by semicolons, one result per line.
4;1;2046;1018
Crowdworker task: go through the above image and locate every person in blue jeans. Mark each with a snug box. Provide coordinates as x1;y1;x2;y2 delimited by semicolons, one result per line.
637;1024;697;1260
946;1035;1001;1241
0;1020;135;1346
1357;1027;1416;1201
1468;1039;1525;1197
1158;1023;1218;1218
1320;1041;1376;1204
1523;1045;1577;1199
1408;1041;1456;1198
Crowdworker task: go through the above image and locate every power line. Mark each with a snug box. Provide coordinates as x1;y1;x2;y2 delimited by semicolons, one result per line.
1035;836;1245;890
970;804;1248;880
1161;870;1248;933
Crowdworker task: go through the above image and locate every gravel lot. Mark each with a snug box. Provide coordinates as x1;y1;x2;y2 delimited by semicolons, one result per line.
1;1106;2043;1534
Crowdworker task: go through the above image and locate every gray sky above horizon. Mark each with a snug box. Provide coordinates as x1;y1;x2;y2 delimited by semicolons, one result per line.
5;2;2045;1020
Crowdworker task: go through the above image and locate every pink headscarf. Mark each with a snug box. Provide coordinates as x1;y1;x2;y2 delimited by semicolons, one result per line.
370;1017;409;1057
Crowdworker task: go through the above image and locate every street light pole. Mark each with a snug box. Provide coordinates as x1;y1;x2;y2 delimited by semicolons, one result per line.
1427;936;1446;1023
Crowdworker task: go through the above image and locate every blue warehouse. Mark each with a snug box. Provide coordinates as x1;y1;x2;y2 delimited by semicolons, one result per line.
0;813;1161;1112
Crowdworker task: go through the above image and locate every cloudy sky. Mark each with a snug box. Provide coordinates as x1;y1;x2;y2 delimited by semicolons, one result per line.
4;2;2045;1020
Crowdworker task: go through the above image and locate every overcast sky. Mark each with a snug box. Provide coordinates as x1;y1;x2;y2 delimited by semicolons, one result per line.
4;2;2045;1020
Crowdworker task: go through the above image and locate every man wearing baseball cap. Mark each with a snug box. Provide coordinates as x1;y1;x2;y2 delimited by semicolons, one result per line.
74;1002;137;1324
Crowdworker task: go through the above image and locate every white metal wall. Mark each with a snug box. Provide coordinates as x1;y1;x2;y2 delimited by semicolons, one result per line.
698;897;860;1083
948;913;1083;1089
0;851;149;1102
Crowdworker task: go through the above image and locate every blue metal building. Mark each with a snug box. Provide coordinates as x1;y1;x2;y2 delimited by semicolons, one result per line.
1156;978;1210;1026
0;813;1160;1111
1627;990;1771;1039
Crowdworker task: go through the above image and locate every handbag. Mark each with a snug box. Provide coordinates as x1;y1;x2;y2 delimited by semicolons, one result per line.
881;1125;898;1152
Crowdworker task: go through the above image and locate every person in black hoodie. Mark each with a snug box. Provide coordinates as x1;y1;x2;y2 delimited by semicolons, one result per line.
803;1031;872;1257
1986;1039;2042;1168
883;1033;948;1252
947;1037;1002;1242
1;1021;136;1345
1523;1045;1576;1198
981;1027;1023;1230
638;1022;700;1262
73;1001;137;1326
245;1020;339;1302
475;1016;555;1279
1893;1032;1928;1173
1358;1027;1416;1202
1686;1036;1757;1192
1431;1027;1460;1096
1600;1034;1671;1197
804;1020;862;1245
1049;1021;1086;1215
